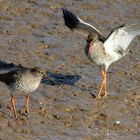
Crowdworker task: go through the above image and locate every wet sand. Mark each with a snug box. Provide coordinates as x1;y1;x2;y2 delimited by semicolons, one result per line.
0;0;140;139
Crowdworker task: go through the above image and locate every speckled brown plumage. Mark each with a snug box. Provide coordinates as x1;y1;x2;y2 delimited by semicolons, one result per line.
0;67;55;119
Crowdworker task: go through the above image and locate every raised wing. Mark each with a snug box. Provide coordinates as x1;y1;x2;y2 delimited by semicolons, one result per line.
103;23;140;59
61;8;103;38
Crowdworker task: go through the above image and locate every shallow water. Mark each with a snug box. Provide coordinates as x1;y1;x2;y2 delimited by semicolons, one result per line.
0;0;140;139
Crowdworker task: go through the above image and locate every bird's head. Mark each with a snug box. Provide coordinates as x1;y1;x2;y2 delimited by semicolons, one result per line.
31;67;57;84
86;33;98;45
31;67;46;77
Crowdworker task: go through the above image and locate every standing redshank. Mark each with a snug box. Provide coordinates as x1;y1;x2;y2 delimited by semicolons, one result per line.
0;67;56;119
62;8;140;98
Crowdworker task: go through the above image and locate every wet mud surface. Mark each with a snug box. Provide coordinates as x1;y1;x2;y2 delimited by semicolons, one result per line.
0;0;140;140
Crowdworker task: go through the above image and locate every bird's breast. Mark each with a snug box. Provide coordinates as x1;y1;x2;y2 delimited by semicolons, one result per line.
10;76;42;93
85;43;112;67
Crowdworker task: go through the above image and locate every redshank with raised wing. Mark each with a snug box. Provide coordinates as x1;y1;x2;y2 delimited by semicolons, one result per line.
62;8;140;98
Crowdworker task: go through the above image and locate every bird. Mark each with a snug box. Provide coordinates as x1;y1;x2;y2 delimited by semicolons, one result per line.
0;67;56;119
61;8;140;98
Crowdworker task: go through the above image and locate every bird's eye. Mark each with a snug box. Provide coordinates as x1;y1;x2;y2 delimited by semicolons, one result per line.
39;71;43;74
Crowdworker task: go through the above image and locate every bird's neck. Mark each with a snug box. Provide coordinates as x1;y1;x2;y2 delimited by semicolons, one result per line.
85;43;93;57
86;41;95;53
89;44;94;54
85;40;103;55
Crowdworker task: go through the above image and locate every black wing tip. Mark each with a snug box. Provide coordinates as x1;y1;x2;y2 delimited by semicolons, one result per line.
61;8;79;29
61;8;73;16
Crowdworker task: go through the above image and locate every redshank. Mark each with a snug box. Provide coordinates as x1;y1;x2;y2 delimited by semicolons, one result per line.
62;8;140;98
0;67;56;119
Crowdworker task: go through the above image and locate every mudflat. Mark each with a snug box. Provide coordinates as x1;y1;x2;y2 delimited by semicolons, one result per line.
0;0;139;140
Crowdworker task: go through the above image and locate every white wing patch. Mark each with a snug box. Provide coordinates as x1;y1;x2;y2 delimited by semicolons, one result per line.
103;23;140;60
78;17;103;36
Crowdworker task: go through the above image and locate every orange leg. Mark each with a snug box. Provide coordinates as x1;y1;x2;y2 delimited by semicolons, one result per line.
98;70;105;96
11;95;17;119
25;94;29;116
101;69;105;78
104;71;108;97
97;70;108;98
